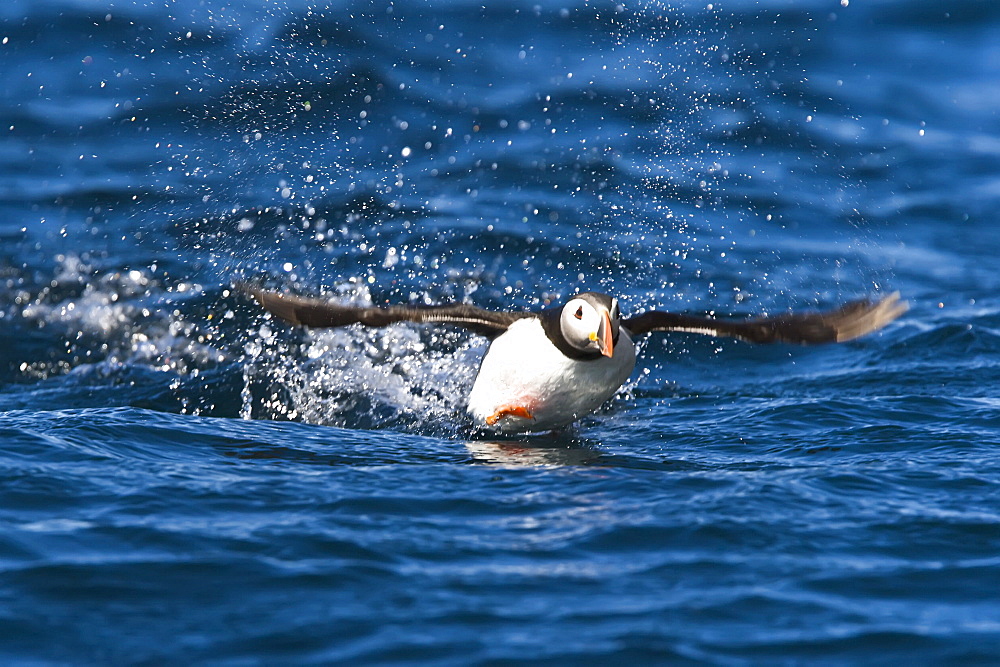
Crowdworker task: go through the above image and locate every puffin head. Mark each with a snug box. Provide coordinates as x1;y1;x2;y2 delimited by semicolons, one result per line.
559;292;621;358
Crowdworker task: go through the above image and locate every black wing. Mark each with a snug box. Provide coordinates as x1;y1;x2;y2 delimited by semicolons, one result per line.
623;292;907;344
239;285;532;339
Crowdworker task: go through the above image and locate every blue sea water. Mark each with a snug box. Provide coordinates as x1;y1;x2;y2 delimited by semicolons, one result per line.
2;0;1000;662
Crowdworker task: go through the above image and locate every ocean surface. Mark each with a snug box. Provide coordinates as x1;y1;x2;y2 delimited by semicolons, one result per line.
2;0;999;663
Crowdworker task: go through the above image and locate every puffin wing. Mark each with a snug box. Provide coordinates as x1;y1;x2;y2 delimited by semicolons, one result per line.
240;285;531;339
623;292;907;344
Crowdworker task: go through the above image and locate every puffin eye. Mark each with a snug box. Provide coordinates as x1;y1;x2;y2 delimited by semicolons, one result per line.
574;306;584;320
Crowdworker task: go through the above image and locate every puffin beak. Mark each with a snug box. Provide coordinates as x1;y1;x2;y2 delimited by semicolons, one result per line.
592;310;614;358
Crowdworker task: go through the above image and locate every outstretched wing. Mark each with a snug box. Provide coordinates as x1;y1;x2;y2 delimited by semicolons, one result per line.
622;292;907;344
239;285;531;339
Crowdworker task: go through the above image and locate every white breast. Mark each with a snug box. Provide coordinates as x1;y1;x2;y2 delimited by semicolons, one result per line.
466;318;636;433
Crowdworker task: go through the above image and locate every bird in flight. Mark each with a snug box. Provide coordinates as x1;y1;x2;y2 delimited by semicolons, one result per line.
241;285;906;433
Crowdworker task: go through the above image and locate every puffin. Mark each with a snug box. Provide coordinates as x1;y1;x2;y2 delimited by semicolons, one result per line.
241;286;906;433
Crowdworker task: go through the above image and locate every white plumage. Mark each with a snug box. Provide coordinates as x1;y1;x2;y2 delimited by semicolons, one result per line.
467;318;635;433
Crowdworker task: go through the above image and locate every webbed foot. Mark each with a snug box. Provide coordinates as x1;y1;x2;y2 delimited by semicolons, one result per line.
485;405;535;425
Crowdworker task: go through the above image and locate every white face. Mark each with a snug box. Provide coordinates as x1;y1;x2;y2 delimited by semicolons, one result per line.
560;296;619;355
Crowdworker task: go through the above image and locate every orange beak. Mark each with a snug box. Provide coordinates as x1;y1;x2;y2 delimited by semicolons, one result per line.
596;310;614;358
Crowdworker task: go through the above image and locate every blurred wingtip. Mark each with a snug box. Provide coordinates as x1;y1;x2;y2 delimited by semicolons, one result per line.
232;280;265;305
834;291;908;343
231;282;304;325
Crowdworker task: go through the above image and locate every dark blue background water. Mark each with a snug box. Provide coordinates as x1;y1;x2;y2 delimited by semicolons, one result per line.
3;0;999;662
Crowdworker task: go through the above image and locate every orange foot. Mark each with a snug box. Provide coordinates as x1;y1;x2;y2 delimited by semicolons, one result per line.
485;405;535;425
